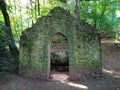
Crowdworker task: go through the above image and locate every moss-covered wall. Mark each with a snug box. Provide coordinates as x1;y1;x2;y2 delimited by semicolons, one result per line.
19;7;102;80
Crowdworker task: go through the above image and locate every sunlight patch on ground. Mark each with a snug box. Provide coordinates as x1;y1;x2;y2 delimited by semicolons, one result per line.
115;39;120;44
50;72;88;89
50;73;69;81
65;82;88;90
114;75;120;78
103;68;113;74
103;68;120;78
101;39;114;43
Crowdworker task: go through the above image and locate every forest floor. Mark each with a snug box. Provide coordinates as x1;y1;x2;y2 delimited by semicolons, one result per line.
0;39;120;90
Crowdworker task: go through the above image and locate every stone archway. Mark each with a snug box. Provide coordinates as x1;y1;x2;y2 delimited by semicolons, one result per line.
49;32;69;80
19;7;102;80
45;30;74;80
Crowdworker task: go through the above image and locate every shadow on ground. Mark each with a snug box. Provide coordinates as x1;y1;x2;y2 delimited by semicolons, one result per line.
0;72;120;90
0;39;120;90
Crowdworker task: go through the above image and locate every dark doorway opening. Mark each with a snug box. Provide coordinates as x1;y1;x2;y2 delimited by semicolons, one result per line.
50;32;69;81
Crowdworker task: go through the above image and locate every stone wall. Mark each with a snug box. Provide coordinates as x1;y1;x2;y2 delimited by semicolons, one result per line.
19;7;102;80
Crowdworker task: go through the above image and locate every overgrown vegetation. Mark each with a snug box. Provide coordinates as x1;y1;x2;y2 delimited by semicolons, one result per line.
0;0;120;73
1;0;120;40
0;21;15;73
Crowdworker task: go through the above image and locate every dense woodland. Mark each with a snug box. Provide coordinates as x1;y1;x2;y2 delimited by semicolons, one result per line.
0;0;120;73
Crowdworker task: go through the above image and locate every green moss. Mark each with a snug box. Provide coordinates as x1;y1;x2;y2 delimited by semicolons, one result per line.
19;7;102;80
90;60;102;69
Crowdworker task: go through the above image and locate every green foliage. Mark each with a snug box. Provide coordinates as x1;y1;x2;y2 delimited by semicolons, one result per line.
59;0;67;3
0;21;8;49
1;0;120;42
0;21;15;72
41;7;52;16
65;0;75;16
0;11;4;22
79;1;118;37
114;18;120;47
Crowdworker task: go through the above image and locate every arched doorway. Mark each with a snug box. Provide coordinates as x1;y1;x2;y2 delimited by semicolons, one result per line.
49;32;69;81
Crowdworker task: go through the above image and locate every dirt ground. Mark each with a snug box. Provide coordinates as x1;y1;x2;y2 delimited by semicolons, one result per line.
0;39;120;90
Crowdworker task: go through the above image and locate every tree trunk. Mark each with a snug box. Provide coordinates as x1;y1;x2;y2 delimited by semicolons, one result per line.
0;0;19;73
37;0;40;16
75;0;80;19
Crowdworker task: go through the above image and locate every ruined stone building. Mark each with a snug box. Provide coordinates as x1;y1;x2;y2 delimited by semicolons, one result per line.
19;7;102;80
